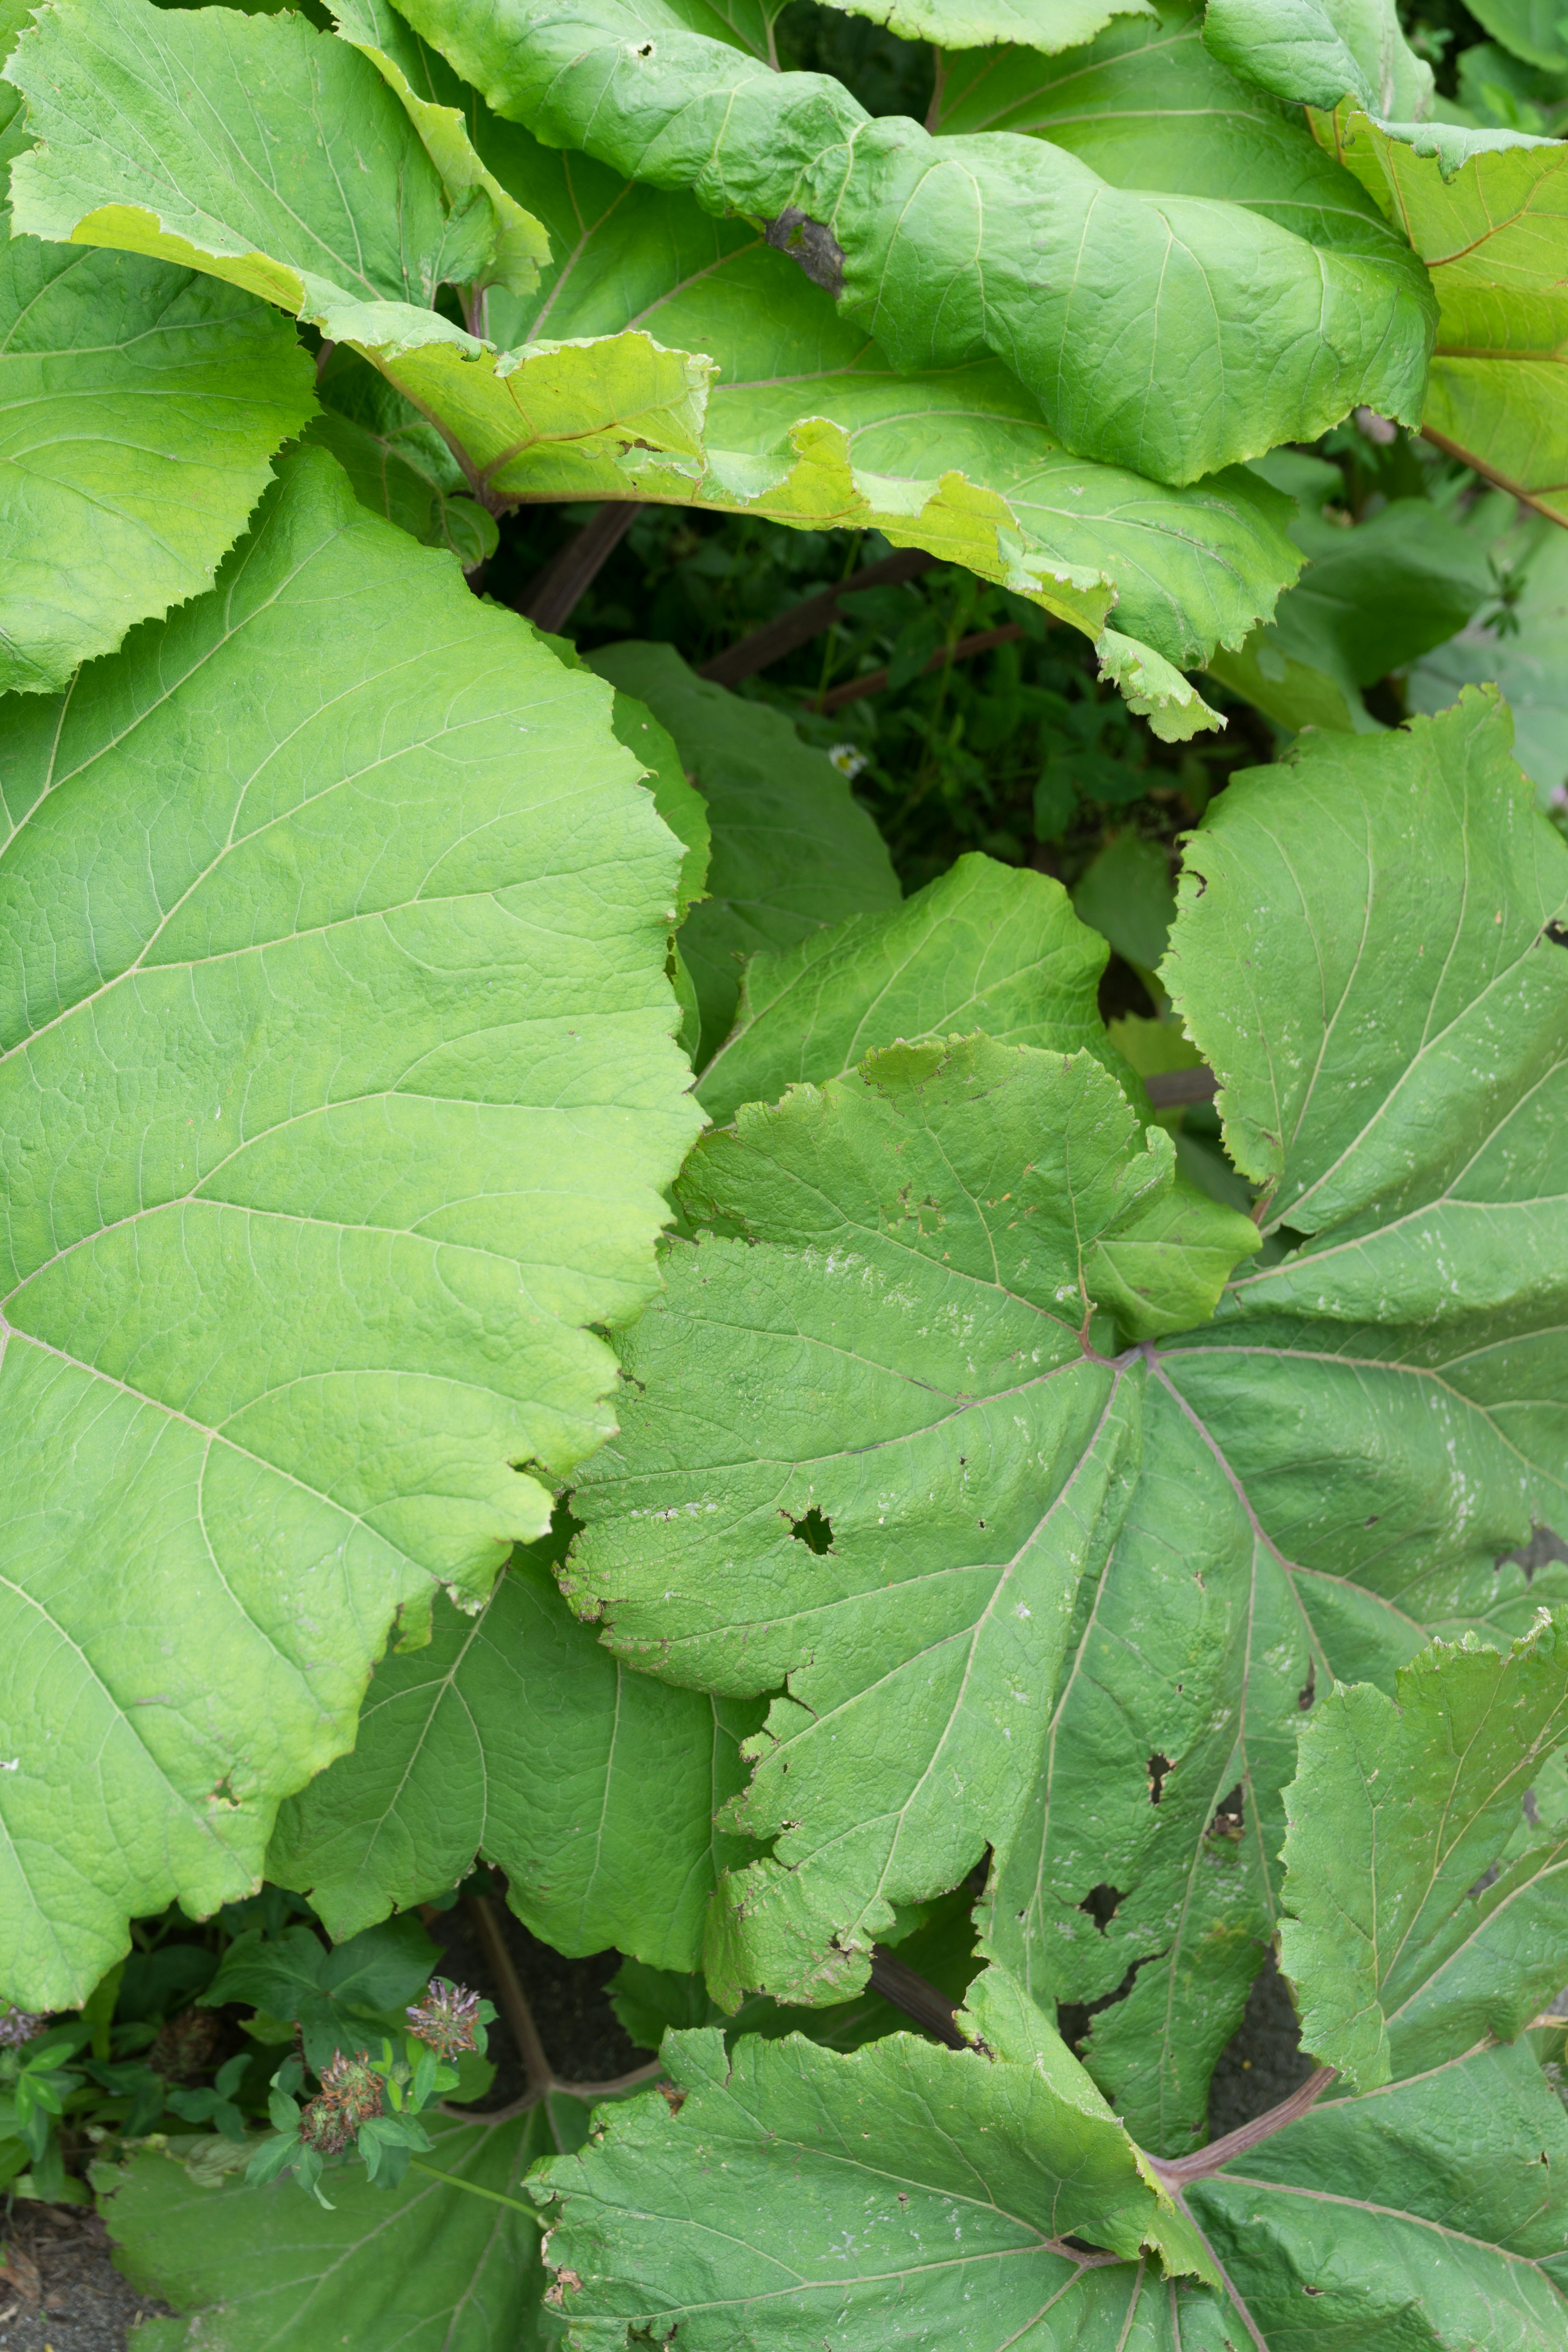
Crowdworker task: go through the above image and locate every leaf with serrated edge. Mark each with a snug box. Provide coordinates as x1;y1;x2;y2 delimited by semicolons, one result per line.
390;0;1437;488
528;1967;1229;2351
0;446;700;2007
698;853;1111;1126
566;1036;1258;2010
1159;690;1568;1625
101;2103;559;2349
1278;1615;1568;2090
1182;2038;1568;2345
269;1537;763;1960
0;229;314;693
4;0;522;321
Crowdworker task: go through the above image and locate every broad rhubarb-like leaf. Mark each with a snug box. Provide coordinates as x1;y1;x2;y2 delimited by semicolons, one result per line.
269;1537;764;1962
1183;2037;1568;2343
393;0;1437;487
1278;1616;1568;2090
567;1035;1258;2010
530;1965;1229;2348
0;446;699;2006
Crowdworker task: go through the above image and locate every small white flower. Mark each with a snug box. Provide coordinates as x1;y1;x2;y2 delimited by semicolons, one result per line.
827;741;867;780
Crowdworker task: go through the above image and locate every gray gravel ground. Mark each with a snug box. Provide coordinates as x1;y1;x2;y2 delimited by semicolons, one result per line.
0;2204;169;2352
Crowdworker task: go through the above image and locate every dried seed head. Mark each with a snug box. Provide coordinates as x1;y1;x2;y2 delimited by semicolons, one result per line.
0;2006;48;2047
300;2049;383;2153
406;1978;483;2061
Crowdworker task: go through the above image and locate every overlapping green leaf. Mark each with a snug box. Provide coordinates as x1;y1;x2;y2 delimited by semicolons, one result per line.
1278;1616;1568;2089
1202;0;1433;118
0;226;314;693
1160;689;1568;1629
4;0;1310;717
1321;112;1568;521
102;2103;558;2349
0;446;700;2007
530;1966;1228;2351
559;688;1568;2159
567;1035;1258;2011
394;0;1437;488
698;852;1111;1125
197;1915;439;2069
269;1535;764;1962
587;644;901;1062
5;0;536;318
1183;2036;1568;2345
937;0;1419;272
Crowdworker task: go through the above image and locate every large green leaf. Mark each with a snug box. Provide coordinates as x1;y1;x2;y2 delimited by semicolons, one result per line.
269;1534;764;1961
697;852;1110;1125
5;0;1307;715
392;0;1437;488
0;226;314;693
0;446;700;2007
1183;2036;1568;2343
566;1036;1258;2011
561;690;1568;2159
1321;112;1568;522
586;644;901;1064
530;1966;1226;2348
101;2102;558;2348
937;0;1418;274
1157;692;1568;1624
1278;1617;1568;2089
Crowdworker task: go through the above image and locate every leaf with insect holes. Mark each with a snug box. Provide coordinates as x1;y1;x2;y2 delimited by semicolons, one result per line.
529;1965;1233;2349
0;446;700;2009
565;1033;1258;2012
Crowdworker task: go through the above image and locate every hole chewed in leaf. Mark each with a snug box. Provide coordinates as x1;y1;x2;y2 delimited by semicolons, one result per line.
1545;920;1568;949
1078;1883;1124;1934
1297;1660;1316;1712
785;1506;834;1555
1208;1784;1245;1842
1147;1753;1173;1805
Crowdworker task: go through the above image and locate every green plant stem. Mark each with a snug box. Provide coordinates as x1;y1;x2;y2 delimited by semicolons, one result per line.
408;2156;541;2219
